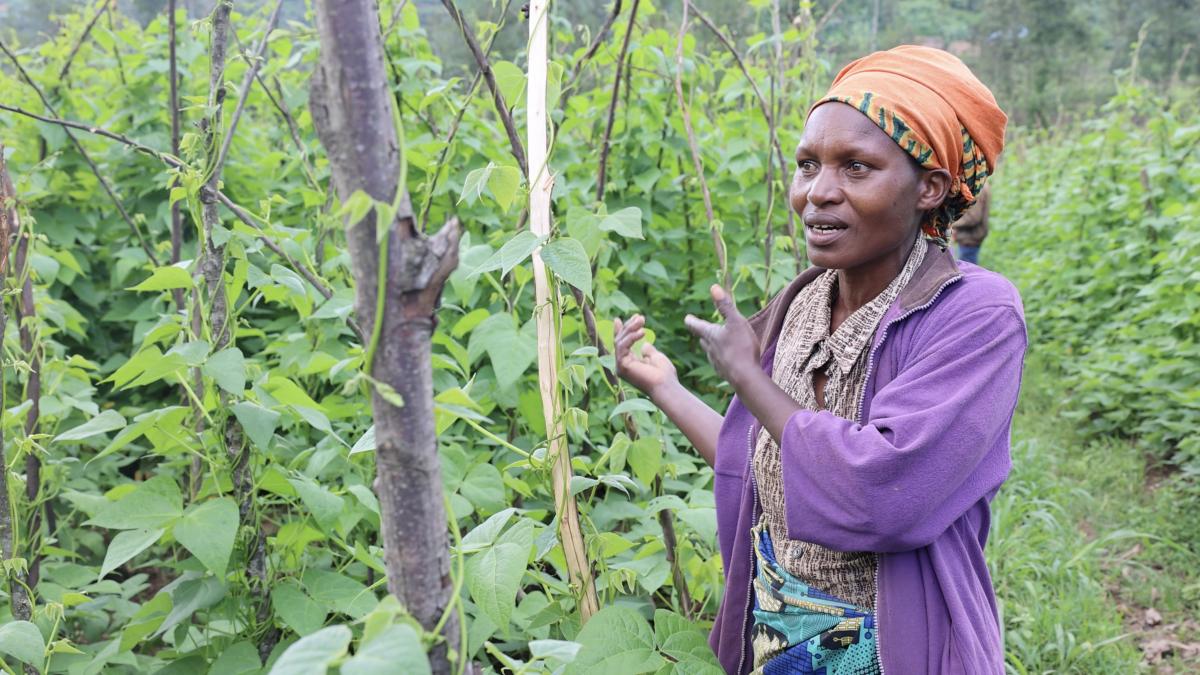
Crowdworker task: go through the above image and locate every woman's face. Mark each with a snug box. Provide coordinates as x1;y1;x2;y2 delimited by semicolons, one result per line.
790;102;948;272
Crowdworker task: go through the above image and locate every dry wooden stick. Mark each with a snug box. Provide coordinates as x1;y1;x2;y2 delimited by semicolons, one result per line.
527;0;599;623
673;3;729;289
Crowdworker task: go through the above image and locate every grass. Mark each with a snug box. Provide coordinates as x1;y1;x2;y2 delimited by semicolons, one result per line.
992;350;1200;673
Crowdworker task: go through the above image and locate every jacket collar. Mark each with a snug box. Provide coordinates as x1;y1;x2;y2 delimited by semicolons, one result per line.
748;240;961;353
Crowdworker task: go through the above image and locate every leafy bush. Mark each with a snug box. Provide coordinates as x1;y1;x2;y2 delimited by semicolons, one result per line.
989;84;1200;472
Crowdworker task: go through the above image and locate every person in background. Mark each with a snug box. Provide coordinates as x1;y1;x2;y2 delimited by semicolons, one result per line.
952;182;990;265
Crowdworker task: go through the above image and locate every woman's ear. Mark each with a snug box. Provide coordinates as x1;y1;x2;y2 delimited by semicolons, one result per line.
916;168;952;211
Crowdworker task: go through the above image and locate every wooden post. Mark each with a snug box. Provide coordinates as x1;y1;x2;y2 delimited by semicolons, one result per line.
527;0;599;622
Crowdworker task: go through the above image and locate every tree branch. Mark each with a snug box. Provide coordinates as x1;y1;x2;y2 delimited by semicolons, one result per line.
440;0;528;176
418;0;514;232
0;39;161;265
58;0;110;83
0;103;338;314
214;0;285;179
563;0;623;92
673;3;728;289
595;0;640;203
689;1;801;273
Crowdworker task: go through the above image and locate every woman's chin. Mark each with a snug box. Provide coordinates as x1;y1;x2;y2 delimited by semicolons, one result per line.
806;247;848;270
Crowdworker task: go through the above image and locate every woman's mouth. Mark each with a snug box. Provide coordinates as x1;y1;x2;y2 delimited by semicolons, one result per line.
804;216;849;246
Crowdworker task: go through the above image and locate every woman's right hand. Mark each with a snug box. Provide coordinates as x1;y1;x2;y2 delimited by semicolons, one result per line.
613;314;678;400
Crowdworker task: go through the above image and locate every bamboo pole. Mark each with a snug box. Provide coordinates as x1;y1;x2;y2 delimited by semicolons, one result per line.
527;0;599;622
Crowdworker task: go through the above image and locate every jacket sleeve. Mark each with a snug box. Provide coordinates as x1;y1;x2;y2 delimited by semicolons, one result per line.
777;301;1025;553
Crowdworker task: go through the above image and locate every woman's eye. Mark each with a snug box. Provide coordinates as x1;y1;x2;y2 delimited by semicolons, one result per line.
847;161;870;174
797;159;818;174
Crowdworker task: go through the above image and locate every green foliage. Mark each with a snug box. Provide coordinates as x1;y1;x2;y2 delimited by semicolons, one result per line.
3;1;1192;673
989;84;1200;472
0;1;786;671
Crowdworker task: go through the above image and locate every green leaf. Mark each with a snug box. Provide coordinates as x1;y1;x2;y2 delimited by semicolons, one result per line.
99;528;164;579
529;639;581;664
465;519;533;629
342;624;431;675
173;497;238;578
487;165;522;212
339;189;374;225
0;621;46;666
350;425;376;455
271;581;326;636
88;475;183;530
231;401;280;450
628;437;663;486
267;625;352;675
53;409;126;442
157;576;226;637
458;463;505;513
598;206;644;239
469;231;544;278
301;569;378;619
610;397;657;418
127;265;193;292
289;476;345;532
459;164;492;206
348;422;374;454
492;60;526;106
92;406;189;464
459;507;517;552
541;237;593;298
467;313;536;390
208;641;262;675
204;348;246;395
567;606;664;674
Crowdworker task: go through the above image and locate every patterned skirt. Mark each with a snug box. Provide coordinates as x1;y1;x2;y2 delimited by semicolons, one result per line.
750;522;881;674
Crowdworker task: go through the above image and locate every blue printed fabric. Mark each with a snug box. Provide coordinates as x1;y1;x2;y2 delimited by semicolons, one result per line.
750;524;881;674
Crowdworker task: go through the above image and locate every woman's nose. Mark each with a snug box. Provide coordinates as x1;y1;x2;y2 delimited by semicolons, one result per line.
805;168;843;206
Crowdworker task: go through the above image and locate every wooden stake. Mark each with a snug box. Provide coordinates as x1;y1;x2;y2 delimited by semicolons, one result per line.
527;0;599;622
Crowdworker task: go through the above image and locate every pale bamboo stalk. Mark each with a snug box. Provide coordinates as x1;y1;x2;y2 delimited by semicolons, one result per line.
527;0;599;623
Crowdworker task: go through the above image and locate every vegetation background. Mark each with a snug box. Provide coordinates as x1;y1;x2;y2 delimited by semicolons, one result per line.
0;0;1196;673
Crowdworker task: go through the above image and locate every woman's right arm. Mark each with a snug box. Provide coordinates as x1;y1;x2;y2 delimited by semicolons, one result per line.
613;315;724;466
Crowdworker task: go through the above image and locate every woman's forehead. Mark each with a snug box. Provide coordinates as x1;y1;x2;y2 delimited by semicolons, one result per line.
798;102;902;154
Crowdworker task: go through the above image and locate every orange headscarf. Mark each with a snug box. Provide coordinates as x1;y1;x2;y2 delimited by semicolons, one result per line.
809;45;1007;239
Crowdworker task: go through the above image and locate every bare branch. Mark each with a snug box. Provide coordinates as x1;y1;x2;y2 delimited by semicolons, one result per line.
440;0;528;176
0;39;161;265
418;0;514;231
214;0;286;177
563;0;623;92
673;3;728;288
595;0;640;203
0;103;335;311
58;0;110;82
689;1;801;273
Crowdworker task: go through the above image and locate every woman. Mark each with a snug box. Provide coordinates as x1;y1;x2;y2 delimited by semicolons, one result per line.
613;46;1025;673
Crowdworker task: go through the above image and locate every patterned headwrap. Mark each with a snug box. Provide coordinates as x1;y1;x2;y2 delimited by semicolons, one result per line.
809;45;1007;241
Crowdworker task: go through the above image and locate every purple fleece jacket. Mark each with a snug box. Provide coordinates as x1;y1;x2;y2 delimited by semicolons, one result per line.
708;241;1026;674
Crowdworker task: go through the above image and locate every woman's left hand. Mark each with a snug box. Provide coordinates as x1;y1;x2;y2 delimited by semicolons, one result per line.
685;285;762;389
